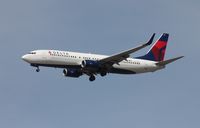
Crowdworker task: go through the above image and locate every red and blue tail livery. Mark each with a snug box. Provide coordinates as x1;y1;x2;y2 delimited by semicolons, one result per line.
137;33;169;61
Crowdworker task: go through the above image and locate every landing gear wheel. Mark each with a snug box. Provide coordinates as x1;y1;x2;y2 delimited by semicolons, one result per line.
100;72;107;77
89;75;96;82
36;67;40;72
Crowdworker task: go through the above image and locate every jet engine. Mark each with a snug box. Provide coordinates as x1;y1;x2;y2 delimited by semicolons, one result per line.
81;60;100;69
63;69;82;78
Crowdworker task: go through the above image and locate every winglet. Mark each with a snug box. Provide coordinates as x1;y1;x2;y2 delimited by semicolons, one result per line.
156;56;184;66
146;33;156;45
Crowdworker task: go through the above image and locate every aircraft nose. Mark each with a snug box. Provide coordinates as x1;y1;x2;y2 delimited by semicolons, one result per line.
22;55;29;62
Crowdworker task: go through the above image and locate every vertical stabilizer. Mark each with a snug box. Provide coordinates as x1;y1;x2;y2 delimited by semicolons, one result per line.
137;33;169;61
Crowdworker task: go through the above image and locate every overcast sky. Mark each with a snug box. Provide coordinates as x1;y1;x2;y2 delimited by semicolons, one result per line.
0;0;199;128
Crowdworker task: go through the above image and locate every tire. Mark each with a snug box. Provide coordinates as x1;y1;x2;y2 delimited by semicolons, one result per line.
36;68;40;72
89;75;95;81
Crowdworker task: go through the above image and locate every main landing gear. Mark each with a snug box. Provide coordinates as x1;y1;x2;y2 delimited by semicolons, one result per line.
89;75;96;82
100;72;107;77
88;72;107;82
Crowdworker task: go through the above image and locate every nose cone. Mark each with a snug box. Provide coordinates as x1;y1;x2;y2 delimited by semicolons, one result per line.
21;54;30;62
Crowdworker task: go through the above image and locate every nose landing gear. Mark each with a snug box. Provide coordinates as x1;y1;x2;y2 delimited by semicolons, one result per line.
36;67;40;72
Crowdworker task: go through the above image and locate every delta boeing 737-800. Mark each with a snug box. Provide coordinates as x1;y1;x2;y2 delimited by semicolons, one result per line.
22;33;183;81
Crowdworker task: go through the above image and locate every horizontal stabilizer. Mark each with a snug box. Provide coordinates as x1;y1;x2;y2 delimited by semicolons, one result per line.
156;56;184;66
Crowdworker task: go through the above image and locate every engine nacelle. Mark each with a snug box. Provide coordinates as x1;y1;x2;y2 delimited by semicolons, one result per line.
63;69;82;78
81;60;100;69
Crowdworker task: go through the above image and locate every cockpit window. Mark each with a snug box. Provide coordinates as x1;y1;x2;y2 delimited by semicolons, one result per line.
29;52;36;54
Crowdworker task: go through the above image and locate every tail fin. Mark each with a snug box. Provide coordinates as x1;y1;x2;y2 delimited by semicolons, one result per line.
137;33;169;61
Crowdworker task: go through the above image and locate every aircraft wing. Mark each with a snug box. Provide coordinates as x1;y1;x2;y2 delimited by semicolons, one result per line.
99;33;155;65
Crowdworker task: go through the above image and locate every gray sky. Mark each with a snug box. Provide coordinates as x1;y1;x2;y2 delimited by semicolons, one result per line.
0;0;199;128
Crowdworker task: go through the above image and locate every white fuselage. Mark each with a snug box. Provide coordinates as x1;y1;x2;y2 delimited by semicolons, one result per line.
22;50;164;74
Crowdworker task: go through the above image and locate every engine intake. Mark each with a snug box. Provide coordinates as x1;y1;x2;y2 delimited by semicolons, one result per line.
82;60;100;69
63;69;82;78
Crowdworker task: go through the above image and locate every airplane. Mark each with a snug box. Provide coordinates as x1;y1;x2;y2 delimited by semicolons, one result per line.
22;33;183;81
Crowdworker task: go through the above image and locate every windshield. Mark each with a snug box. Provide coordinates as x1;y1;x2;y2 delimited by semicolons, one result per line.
28;52;36;54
